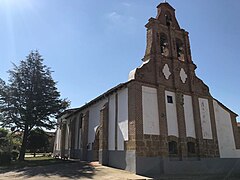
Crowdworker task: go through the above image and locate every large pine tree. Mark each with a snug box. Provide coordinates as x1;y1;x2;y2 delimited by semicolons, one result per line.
0;51;69;160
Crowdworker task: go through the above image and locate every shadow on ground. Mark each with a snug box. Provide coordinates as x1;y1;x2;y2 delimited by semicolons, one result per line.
147;174;240;180
0;161;96;179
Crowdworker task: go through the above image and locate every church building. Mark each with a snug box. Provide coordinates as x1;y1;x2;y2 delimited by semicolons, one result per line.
54;2;240;176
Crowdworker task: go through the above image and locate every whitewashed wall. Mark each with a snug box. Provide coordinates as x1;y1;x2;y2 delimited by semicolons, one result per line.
142;86;160;135
65;123;69;149
117;88;129;151
165;91;179;137
88;99;108;150
199;98;212;139
213;100;240;158
74;116;79;149
184;95;196;138
77;113;83;149
55;127;61;151
108;94;116;150
78;128;82;149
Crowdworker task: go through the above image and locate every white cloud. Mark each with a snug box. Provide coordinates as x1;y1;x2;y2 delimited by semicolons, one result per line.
105;10;137;34
121;2;131;7
106;11;135;25
107;12;122;22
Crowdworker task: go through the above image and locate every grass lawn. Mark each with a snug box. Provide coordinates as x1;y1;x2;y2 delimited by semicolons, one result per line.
0;156;73;170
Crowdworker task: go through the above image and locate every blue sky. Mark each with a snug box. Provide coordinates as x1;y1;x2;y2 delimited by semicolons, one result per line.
0;0;239;121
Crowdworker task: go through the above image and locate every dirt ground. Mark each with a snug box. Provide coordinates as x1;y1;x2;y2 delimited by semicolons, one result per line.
0;161;152;180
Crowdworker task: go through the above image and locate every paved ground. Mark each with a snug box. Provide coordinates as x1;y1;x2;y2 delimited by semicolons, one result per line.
1;161;240;180
0;161;152;180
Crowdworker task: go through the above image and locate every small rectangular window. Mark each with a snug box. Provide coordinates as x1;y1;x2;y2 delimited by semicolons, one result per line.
167;95;173;103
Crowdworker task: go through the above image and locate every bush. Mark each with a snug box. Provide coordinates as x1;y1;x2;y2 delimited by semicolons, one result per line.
11;150;19;161
0;152;11;165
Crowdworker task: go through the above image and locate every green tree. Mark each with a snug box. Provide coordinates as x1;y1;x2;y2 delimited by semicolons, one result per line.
0;51;69;161
11;132;22;151
0;128;10;152
27;128;49;157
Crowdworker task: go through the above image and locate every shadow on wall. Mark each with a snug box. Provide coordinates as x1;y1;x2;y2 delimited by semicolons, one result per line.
108;130;127;170
117;124;125;151
108;150;127;170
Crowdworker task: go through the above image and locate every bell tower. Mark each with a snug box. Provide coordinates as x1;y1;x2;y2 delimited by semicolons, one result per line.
129;2;219;160
144;2;191;63
131;2;210;96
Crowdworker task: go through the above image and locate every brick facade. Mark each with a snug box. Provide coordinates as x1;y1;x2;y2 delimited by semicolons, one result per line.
129;2;221;160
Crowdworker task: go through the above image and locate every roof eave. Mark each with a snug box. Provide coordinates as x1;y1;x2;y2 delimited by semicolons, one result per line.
64;80;132;119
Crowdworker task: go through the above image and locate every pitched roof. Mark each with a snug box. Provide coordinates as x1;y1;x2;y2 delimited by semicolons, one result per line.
214;98;238;116
157;2;175;11
64;81;131;119
56;107;80;119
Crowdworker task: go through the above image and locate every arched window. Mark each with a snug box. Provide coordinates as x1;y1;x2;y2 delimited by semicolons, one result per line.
165;11;172;26
187;142;195;154
168;141;178;155
160;33;169;57
176;39;185;61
